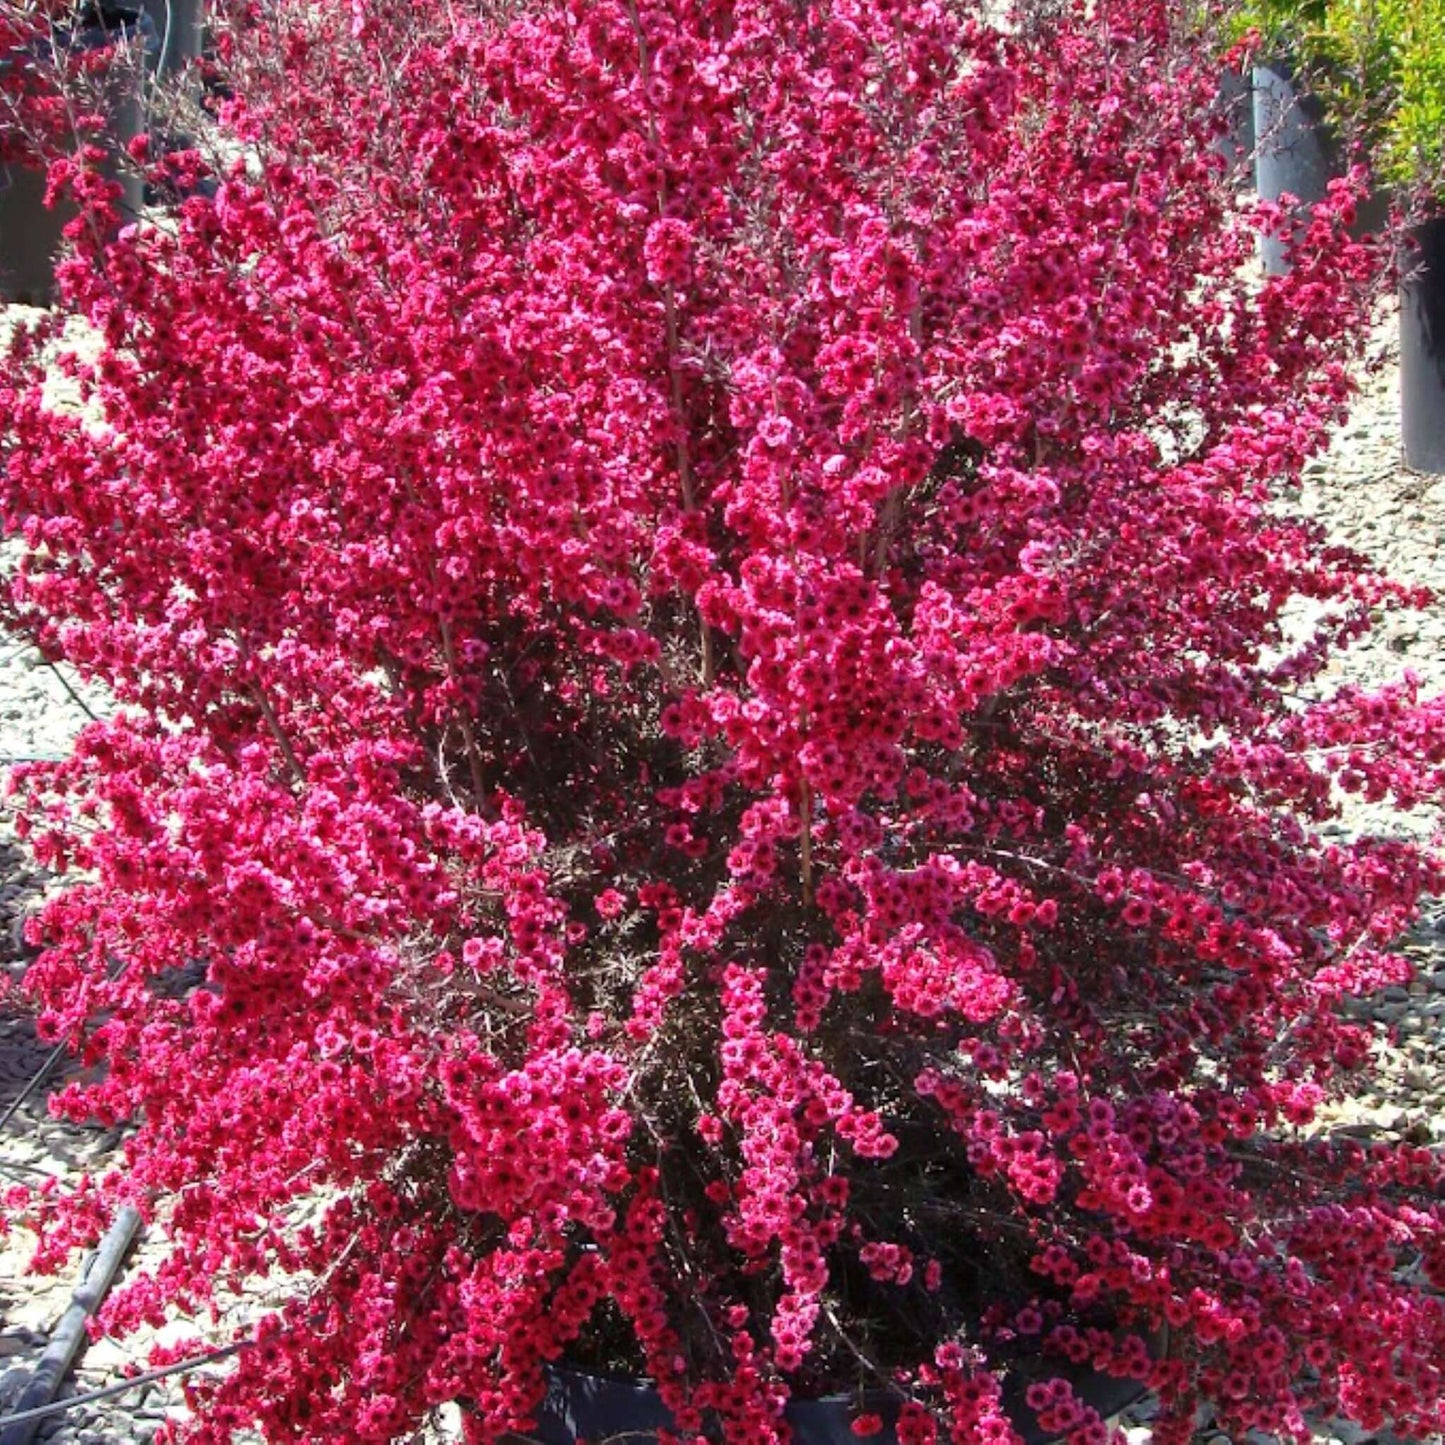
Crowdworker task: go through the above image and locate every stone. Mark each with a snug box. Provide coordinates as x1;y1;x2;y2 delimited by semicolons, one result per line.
78;1339;134;1375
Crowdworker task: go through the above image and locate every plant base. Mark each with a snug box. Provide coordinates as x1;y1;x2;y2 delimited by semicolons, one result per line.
504;1362;1151;1445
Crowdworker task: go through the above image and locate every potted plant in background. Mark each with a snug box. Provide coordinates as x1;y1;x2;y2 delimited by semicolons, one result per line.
1231;0;1445;470
1383;3;1445;470
2;0;1443;1443
139;0;202;76
0;0;156;305
1229;0;1403;271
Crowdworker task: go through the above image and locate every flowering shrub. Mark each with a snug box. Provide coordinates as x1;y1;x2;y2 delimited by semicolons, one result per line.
0;1;133;167
1;0;64;167
3;0;1445;1442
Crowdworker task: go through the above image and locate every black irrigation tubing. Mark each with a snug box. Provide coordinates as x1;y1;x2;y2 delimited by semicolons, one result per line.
0;635;102;724
37;660;98;724
0;1039;70;1136
0;632;101;725
0;1205;144;1445
0;960;131;1139
0;1341;245;1435
0;1157;62;1183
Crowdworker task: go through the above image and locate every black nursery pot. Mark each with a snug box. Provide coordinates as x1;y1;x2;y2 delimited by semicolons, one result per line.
1212;67;1255;187
0;4;157;307
510;1359;1150;1445
1400;214;1445;475
138;0;203;77
1251;62;1336;276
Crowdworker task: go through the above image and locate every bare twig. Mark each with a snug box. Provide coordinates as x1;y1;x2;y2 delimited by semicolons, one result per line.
248;684;305;786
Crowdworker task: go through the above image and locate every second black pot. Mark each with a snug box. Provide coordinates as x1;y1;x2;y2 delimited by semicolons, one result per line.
0;5;157;306
1401;214;1445;474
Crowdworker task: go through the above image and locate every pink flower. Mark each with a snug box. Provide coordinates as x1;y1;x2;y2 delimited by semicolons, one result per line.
644;217;695;288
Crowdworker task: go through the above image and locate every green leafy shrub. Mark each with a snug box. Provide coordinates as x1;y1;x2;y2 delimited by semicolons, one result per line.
1233;0;1445;191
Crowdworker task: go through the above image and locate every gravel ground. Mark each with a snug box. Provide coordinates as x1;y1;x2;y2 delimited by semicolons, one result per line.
0;300;1439;1444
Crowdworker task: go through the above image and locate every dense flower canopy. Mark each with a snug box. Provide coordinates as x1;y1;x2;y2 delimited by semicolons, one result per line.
1;0;65;167
2;0;1443;1442
0;0;145;168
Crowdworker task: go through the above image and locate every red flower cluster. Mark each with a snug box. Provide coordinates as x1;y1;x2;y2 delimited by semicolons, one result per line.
1;0;64;168
2;0;1443;1441
0;0;133;170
